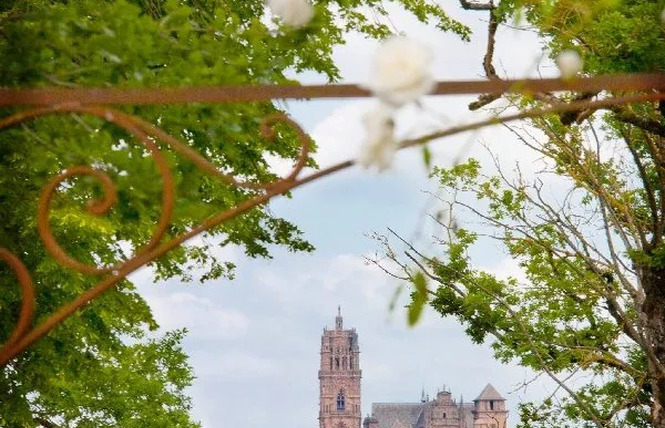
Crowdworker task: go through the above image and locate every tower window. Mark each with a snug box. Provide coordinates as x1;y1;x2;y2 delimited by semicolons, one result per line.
329;357;333;370
335;357;339;370
342;356;347;369
490;400;494;410
337;392;345;411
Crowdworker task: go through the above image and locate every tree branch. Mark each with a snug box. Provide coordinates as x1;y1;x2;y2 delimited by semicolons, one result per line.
642;131;665;245
458;0;494;11
34;417;61;428
612;107;665;138
620;126;661;247
469;8;500;111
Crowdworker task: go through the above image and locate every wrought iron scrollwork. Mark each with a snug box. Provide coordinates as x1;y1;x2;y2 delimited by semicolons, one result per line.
0;249;35;352
0;103;313;365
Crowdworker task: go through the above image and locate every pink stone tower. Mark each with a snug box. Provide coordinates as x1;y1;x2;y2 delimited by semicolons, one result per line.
319;307;362;428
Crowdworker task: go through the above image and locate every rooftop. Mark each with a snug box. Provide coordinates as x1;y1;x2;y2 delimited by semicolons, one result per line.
474;383;505;401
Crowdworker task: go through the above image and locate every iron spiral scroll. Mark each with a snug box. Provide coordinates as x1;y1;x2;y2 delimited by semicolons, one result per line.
0;74;664;366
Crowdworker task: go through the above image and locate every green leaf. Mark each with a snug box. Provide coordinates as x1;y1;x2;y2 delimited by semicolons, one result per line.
422;144;432;170
407;272;428;326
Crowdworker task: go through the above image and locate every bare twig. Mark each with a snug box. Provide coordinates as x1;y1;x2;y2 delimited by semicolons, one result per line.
469;9;501;111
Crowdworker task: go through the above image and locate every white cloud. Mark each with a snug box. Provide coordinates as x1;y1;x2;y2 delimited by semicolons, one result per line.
255;253;392;314
191;349;280;378
265;100;376;175
483;255;528;285
147;292;249;340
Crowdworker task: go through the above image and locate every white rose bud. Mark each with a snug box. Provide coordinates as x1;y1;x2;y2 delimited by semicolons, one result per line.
358;103;398;171
266;0;314;28
556;50;583;79
366;36;435;107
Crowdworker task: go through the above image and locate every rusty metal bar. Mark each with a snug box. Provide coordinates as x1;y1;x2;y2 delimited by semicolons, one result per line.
0;73;663;106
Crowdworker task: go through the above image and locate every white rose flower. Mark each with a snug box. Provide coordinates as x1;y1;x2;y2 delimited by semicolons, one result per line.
358;103;397;171
265;0;313;28
366;36;435;107
556;50;583;79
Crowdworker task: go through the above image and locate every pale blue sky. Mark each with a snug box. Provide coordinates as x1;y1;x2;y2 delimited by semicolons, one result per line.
134;4;563;427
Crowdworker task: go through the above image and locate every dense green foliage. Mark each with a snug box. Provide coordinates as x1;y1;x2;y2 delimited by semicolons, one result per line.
0;0;472;426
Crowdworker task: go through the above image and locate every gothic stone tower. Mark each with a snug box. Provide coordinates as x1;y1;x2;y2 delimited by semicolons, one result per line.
319;307;362;428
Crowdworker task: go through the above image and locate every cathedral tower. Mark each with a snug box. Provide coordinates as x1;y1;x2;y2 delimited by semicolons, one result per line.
319;307;362;428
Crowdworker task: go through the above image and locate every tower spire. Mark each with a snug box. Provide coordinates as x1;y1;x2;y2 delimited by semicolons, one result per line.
335;306;343;330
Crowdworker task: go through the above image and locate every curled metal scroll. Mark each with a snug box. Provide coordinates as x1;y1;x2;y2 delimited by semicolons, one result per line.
0;249;35;351
0;104;313;365
0;75;664;366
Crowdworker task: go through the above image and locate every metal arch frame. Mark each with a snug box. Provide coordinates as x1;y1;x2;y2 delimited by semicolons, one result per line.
0;73;664;367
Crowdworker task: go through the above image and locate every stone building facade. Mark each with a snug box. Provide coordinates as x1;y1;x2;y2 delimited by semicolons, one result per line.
364;384;508;428
318;310;508;428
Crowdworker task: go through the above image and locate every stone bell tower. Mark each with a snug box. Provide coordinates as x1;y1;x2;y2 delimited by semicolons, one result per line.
319;307;362;428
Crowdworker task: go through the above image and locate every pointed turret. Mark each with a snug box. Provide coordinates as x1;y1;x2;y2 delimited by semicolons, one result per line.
473;384;508;427
475;383;505;401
